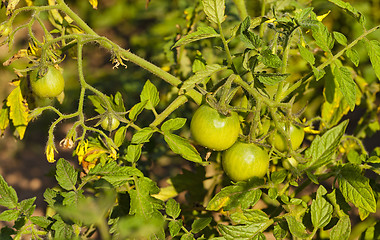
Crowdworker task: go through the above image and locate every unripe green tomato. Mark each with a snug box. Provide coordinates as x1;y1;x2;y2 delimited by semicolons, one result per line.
222;142;270;181
30;65;65;98
283;157;298;170
101;116;120;131
190;105;240;151
268;123;304;152
0;23;11;37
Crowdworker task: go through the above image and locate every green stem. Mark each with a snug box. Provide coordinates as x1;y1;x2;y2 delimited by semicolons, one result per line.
232;0;248;20
217;22;233;67
150;95;189;127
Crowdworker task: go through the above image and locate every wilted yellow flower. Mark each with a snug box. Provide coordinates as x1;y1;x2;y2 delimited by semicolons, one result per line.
45;144;57;163
75;140;88;164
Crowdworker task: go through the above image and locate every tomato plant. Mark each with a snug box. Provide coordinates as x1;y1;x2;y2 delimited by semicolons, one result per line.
29;65;65;98
190;104;240;151
0;0;379;239
222;141;269;181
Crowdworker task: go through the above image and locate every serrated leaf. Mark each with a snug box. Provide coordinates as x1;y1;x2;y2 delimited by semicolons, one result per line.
345;48;360;67
304;120;348;170
43;188;58;207
271;169;287;184
131;127;155;144
88;95;106;114
328;0;366;26
164;133;203;163
0;174;18;209
192;217;212;233
206;178;264;211
30;216;53;229
88;161;143;187
333;66;356;110
273;222;287;239
179;64;224;94
259;49;282;68
173;26;219;48
313;67;325;81
333;31;347;46
55;159;78;191
140;80;159;110
202;0;226;24
284;215;310;239
337;164;376;213
161;118;186;132
311;186;333;229
311;23;334;52
181;233;195;240
218;222;267;240
166;198;181;219
19;197;36;217
6;86;28;139
230;209;269;225
125;144;142;163
129;101;147;121
169;220;182;237
239;31;262;50
365;40;380;80
298;44;315;65
330;215;351;240
0;209;19;221
129;177;164;219
257;73;289;86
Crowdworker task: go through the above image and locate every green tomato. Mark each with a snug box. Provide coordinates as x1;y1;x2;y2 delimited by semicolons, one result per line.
268;123;304;152
30;65;65;98
101;116;120;131
222;141;270;181
283;157;298;170
190;105;240;151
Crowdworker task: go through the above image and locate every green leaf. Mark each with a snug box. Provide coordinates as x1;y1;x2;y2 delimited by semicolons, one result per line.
311;22;334;52
345;48;360;67
0;174;18;208
273;221;287;239
140;80;159;110
201;0;226;24
257;73;289;86
304;120;348;170
166;198;181;219
6;86;28;139
298;43;315;65
0;209;19;221
125;144;142;163
365;40;380;81
129;101;147;121
129;177;164;219
313;67;325;81
51;216;74;240
230;209;269;225
161;118;187;132
333;66;356;110
192;217;212;233
181;233;195;240
271;169;287;184
30;216;53;229
330;215;351;240
259;49;282;68
169;220;183;237
114;126;127;147
284;215;310;239
43;188;58;207
131;127;155;144
88;161;143;187
333;31;347;46
88;95;106;114
19;197;36;217
311;186;333;229
173;26;219;48
179;64;224;94
218;222;267;240
337;164;376;213
55;158;78;191
328;0;366;26
163;132;203;164
206;178;264;211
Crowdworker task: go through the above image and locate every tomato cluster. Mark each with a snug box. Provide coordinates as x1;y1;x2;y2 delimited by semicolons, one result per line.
190;104;305;182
